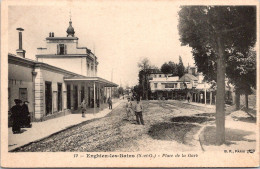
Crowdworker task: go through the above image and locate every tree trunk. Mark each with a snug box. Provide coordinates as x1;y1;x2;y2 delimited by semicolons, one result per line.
145;73;148;100
216;36;226;145
142;76;145;99
245;94;249;109
235;90;240;110
146;74;149;100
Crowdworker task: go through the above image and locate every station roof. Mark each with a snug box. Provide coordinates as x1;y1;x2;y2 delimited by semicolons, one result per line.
64;75;118;87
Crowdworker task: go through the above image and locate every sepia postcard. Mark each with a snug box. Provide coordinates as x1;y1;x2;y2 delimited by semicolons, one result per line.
1;0;259;168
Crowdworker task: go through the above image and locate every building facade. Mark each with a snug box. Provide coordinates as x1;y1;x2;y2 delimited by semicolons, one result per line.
8;19;117;122
149;67;213;101
36;19;98;77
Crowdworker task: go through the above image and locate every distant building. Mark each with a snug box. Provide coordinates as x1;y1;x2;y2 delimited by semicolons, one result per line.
178;73;198;89
149;65;234;105
148;66;216;102
187;66;197;76
150;76;180;91
148;69;172;80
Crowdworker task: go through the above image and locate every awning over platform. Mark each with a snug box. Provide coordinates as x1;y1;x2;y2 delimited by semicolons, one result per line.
64;76;118;87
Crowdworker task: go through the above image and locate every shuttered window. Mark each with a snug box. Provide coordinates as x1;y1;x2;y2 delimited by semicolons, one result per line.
57;44;66;55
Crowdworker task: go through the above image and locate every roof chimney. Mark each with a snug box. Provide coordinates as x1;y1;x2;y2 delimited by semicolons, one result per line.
16;27;26;58
52;32;54;37
49;32;52;37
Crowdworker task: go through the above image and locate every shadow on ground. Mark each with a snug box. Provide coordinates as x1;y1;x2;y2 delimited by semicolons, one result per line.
200;126;255;146
148;122;200;144
171;116;214;124
194;113;215;117
236;116;256;123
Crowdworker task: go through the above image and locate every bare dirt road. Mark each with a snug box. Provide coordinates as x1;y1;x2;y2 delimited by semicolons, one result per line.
13;100;217;152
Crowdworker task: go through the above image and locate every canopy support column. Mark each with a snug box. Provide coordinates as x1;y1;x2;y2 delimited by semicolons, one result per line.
210;91;212;105
93;81;96;108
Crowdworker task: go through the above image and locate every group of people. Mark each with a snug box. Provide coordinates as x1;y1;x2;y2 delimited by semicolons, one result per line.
10;99;32;134
81;96;144;125
80;97;113;117
125;97;144;125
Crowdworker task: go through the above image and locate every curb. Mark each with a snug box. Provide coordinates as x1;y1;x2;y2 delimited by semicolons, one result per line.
194;124;207;152
9;101;122;152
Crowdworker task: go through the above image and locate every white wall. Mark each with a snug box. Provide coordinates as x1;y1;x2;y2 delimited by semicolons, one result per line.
8;64;34;112
37;40;87;55
150;81;180;91
41;68;67;114
38;57;87;76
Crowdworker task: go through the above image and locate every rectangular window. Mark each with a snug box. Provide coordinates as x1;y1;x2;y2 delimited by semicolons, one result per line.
81;86;85;102
67;84;71;109
154;83;158;88
57;83;62;111
45;82;52;115
74;85;78;110
165;83;176;88
60;44;64;55
57;44;67;55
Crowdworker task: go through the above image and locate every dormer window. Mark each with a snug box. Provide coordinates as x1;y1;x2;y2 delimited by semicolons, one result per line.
57;44;67;55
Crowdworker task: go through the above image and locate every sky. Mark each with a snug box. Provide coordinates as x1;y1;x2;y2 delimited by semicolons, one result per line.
8;1;195;87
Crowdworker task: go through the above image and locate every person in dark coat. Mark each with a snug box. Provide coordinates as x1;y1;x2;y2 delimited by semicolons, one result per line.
107;97;112;109
103;96;106;103
21;101;31;128
10;99;22;134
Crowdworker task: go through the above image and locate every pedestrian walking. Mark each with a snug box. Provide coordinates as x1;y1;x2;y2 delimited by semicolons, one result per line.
81;99;87;117
125;97;133;120
108;97;112;109
187;92;191;103
103;96;106;103
200;93;203;103
21;101;32;128
134;99;144;125
10;99;22;134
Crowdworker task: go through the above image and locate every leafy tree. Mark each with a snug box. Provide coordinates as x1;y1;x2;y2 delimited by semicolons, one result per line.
226;48;256;109
161;61;179;76
117;87;124;95
177;56;185;78
169;61;178;76
178;6;256;145
138;58;153;100
161;62;172;74
133;84;143;99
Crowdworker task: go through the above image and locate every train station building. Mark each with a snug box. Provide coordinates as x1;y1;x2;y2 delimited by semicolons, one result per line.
8;19;117;122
